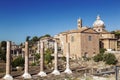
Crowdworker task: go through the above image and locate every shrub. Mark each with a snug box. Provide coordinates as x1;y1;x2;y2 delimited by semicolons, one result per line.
44;48;53;64
34;53;40;61
93;53;104;62
31;62;37;66
61;56;66;61
100;48;106;53
44;52;52;64
12;56;24;67
0;48;6;62
103;53;118;65
93;53;118;65
82;56;91;61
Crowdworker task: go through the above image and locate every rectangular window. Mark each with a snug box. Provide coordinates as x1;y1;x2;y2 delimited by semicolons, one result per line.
71;36;74;42
88;36;92;41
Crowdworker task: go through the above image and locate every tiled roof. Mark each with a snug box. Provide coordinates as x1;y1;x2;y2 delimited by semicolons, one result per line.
60;27;98;35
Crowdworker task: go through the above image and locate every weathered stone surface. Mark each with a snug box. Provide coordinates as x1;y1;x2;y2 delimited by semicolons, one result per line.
51;41;60;75
22;41;31;79
3;41;13;80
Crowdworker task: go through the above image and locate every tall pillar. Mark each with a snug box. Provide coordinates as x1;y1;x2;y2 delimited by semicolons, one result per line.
64;42;72;74
3;41;13;80
51;41;60;75
16;50;19;56
22;41;31;79
37;41;40;53
38;41;47;77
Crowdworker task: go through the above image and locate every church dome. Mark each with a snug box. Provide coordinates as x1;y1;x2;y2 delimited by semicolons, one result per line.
93;15;105;28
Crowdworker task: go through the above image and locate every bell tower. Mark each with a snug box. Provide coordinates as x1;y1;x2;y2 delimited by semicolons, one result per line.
77;18;82;29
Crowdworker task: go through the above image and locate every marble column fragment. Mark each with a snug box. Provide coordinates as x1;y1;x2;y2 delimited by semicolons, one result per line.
51;41;60;75
64;42;72;74
38;41;47;77
22;41;32;79
3;41;13;80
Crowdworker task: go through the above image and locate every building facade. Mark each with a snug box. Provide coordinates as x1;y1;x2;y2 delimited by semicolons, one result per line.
55;15;118;58
93;15;117;51
55;18;99;59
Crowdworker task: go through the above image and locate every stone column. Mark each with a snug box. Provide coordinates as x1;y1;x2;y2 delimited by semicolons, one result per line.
51;41;60;75
64;42;72;74
22;41;31;79
37;41;40;53
3;41;13;80
38;41;47;77
16;50;19;56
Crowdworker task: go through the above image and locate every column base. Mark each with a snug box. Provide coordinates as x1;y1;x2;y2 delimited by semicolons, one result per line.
22;72;32;79
3;74;13;80
64;68;72;74
38;71;47;77
51;69;60;75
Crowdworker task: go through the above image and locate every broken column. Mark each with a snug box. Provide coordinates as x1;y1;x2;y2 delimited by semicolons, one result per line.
51;41;60;75
3;41;13;80
64;42;72;74
38;41;47;77
22;41;31;79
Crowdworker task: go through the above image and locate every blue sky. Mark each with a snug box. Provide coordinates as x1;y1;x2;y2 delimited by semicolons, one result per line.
0;0;120;44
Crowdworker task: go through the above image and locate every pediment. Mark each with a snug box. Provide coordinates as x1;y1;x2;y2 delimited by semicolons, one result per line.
81;28;98;34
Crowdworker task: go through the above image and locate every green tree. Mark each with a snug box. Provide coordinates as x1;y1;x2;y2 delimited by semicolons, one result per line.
111;31;120;39
0;48;6;62
44;34;51;37
32;36;39;42
26;36;31;41
0;41;6;48
0;41;6;62
34;53;40;61
93;53;104;62
44;48;53;64
93;53;118;65
39;34;51;39
100;48;106;53
12;56;24;67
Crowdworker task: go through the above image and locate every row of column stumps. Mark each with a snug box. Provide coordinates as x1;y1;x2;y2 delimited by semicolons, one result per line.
3;41;72;80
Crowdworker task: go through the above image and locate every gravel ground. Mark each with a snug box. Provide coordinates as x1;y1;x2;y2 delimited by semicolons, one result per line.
14;71;88;80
